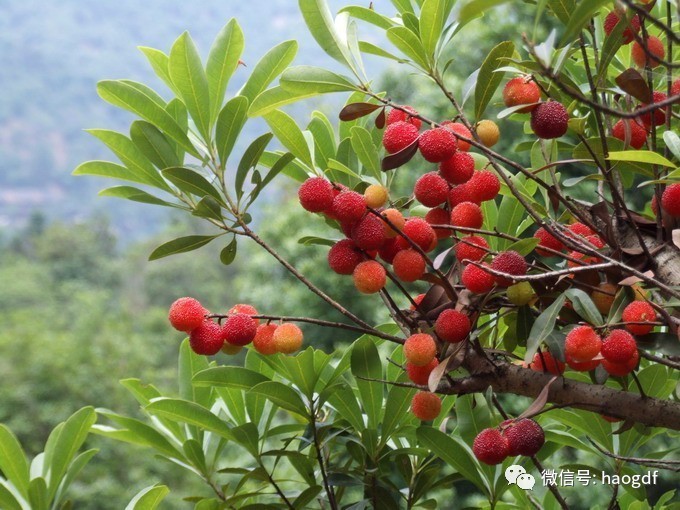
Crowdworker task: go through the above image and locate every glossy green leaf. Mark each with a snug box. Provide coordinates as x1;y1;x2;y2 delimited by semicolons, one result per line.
236;133;274;200
178;338;211;407
350;126;381;180
145;398;233;440
162;167;224;204
0;481;23;510
55;448;98;507
231;423;260;458
28;477;47;510
239;41;298;102
220;238;238;265
193;196;223;220
0;425;29;496
339;6;395;29
130;120;181;170
664;131;680;162
193;367;270;389
169;32;211;141
560;0;609;43
264;110;314;170
248;86;317;118
248;381;308;417
93;411;180;458
565;288;603;326
327;388;364;431
386;26;429;69
381;384;416;443
206;19;245;121
299;0;354;70
525;295;566;364
215;95;249;166
280;66;358;95
125;484;169;510
148;235;220;261
351;337;383;429
547;0;575;24
607;151;676;168
458;0;510;26
419;0;451;58
138;47;178;96
475;41;514;119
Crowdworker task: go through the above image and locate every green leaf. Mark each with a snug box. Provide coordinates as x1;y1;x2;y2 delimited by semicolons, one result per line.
130;121;181;170
351;337;383;429
215;95;249;166
28;477;48;510
0;481;23;510
386;26;430;69
236;133;274;199
206;19;245;122
193;367;270;389
0;425;29;496
607;151;676;168
419;0;452;59
168;32;212;142
505;237;540;257
220;238;238;265
339;6;396;30
93;411;180;458
55;448;98;507
560;0;610;44
664;131;680;162
565;288;604;326
248;381;308;417
125;484;169;510
148;235;220;261
162;167;224;204
264;110;314;170
475;41;515;120
458;0;510;26
249;86;317;118
97;80;197;157
138;47;179;97
525;295;566;364
350;126;381;180
358;41;405;62
547;0;575;25
178;338;211;407
145;398;233;440
381;384;416;443
250;152;296;204
239;41;298;102
280;66;358;95
327;388;365;431
299;0;355;70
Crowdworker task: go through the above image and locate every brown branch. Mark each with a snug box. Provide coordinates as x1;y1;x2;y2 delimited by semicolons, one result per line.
588;439;680;472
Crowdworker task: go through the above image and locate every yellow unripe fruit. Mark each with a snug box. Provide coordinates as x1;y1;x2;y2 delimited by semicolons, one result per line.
381;208;405;238
591;283;618;315
272;323;303;354
506;281;535;306
364;184;389;208
476;120;500;147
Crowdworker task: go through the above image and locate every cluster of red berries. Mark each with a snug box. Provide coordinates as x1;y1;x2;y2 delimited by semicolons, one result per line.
473;419;545;465
168;297;303;356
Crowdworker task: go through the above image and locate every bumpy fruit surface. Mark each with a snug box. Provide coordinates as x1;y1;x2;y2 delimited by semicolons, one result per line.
189;320;224;355
393;249;426;282
603;12;640;44
223;313;258;346
506;282;535;306
451;202;484;229
228;304;259;324
419;128;458;163
169;297;207;332
414;172;449;207
673;79;680;96
298;177;334;213
331;191;366;223
466;171;500;202
622;301;656;335
378;237;402;264
612;119;647;149
425;207;451;240
476;120;500;147
406;358;439;385
439;151;475;184
448;183;479;206
565;353;600;372
253;324;278;355
602;349;638;377
352;214;387;251
363;184;388;208
632;36;665;68
531;101;569;139
462;263;495;294
353;261;387;294
591;283;618;315
387;105;422;129
403;218;436;251
473;428;510;465
502;76;540;113
328;239;363;275
404;333;437;366
638;91;667;128
534;227;565;257
601;329;637;363
435;309;471;343
383;121;419;154
444;122;472;151
455;236;489;263
411;391;442;421
661;183;680;217
565;325;602;362
272;323;303;354
491;250;527;287
502;419;545;457
530;351;565;375
381;208;406;238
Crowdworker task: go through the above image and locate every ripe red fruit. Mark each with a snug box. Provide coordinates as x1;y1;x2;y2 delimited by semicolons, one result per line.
462;263;495;294
632;36;665;68
565;352;600;372
661;183;680;217
378;237;403;264
402;218;436;251
404;333;437;366
443;122;472;151
435;309;471;343
418;128;458;163
565;325;602;362
567;222;596;239
503;76;541;113
410;293;426;311
298;177;334;213
387;105;422;129
425;207;451;240
603;12;640;44
491;250;527;287
228;304;259;324
601;329;637;363
612;119;647;149
169;297;207;333
331;191;366;223
223;313;258;346
272;323;303;354
455;236;489;263
352;214;387;251
439;151;475;184
622;301;656;336
531;101;569;139
328;239;363;275
448;183;480;206
353;260;387;294
406;358;439;385
530;351;565;375
253;324;278;355
502;419;545;457
411;391;442;421
473;428;510;465
383;121;420;154
189;320;224;355
414;172;450;207
672;78;680;96
534;227;565;257
393;249;427;282
381;208;406;238
466;171;500;202
638;91;667;128
602;349;638;377
451;202;484;229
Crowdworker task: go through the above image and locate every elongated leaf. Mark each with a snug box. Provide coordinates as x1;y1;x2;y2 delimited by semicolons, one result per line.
0;482;22;510
664;131;680;162
130;120;181;170
138;47;179;96
327;389;365;431
248;86;317;117
28;477;47;510
193;367;270;389
215;95;249;165
419;0;451;58
547;0;575;24
54;448;98;506
207;19;245;121
248;381;308;417
351;337;383;429
350;126;381;180
339;6;396;29
339;102;382;122
162;167;224;204
0;425;29;496
264;111;313;169
236;133;274;199
169;32;211;141
381;384;416;442
97;80;197;156
149;235;220;261
93;411;180;458
607;151;676;168
299;0;354;70
560;0;609;43
280;66;358;95
386;26;429;69
565;288;603;326
458;0;510;26
146;398;233;440
125;484;169;510
474;41;514;119
525;295;566;364
239;41;298;102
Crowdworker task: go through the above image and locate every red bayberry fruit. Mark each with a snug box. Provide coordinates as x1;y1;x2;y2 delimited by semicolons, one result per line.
435;309;471;343
567;222;596;239
530;351;565;375
603;12;640;44
169;297;207;333
402;218;436;251
414;172;450;207
189;320;224;355
253;324;278;355
328;239;363;275
531;101;569;139
565;325;602;362
406;358;439;385
622;301;656;336
672;78;680;96
419;128;458;163
223;313;258;346
661;183;680;217
491;250;527;287
352;214;387;251
410;293;426;311
602;349;638;377
331;191;366;223
272;323;303;354
448;183;479;206
503;76;541;113
381;208;406;238
411;391;442;421
393;249;427;282
228;304;259;324
387;105;422;129
443;122;472;151
298;177;334;213
353;260;387;294
455;236;489;263
451;202;484;229
404;333;437;366
462;263;495;294
565;352;601;372
612;119;647;149
383;121;419;154
425;207;451;240
502;419;545;457
601;329;637;363
473;428;510;465
638;91;667;128
632;36;665;68
534;227;565;257
466;171;500;203
439;151;475;185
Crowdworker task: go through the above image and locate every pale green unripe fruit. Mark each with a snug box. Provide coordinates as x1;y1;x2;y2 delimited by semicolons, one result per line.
506;281;535;306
